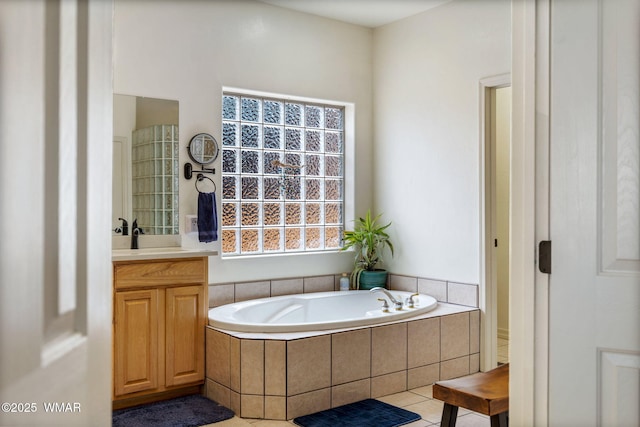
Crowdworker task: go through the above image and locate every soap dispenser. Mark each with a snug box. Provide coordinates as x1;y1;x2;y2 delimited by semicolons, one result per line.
340;273;350;291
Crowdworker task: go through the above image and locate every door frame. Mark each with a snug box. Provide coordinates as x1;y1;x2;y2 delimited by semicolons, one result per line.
479;73;511;373
510;0;551;425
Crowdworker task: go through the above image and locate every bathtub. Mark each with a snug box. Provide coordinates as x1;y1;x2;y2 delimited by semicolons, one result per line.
208;290;438;333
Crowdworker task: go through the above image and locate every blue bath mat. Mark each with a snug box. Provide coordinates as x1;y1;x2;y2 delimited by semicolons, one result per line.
293;399;421;427
112;394;234;427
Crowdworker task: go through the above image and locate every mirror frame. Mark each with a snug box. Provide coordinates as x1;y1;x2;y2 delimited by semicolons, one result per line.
187;133;219;165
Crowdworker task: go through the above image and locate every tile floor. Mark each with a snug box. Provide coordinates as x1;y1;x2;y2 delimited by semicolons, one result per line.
205;340;510;427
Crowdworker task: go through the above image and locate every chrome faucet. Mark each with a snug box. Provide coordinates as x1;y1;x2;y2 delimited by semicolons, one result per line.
131;219;144;249
370;287;403;311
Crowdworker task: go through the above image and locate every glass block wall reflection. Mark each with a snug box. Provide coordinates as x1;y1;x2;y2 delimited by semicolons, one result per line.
221;93;344;256
131;125;179;235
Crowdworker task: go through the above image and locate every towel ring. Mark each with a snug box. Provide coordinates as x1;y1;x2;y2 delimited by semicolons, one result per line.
195;173;217;193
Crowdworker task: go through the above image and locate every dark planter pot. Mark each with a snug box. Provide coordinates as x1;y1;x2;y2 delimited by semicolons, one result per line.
358;269;388;290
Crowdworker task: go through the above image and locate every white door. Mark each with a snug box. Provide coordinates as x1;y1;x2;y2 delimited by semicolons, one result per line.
549;0;640;425
0;1;113;425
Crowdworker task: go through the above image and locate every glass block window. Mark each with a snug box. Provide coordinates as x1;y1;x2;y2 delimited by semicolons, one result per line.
221;91;345;256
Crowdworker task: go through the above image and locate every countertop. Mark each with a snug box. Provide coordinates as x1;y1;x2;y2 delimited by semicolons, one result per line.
112;247;218;261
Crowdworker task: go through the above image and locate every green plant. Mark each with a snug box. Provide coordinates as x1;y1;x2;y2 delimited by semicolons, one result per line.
341;210;394;288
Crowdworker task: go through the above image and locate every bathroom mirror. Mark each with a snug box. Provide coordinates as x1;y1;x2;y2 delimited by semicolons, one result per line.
188;133;219;165
113;94;179;235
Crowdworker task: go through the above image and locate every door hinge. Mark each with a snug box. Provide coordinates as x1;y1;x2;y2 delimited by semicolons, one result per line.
538;240;552;274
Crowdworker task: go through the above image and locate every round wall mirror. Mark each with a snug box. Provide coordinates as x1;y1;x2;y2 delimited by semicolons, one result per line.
188;133;219;165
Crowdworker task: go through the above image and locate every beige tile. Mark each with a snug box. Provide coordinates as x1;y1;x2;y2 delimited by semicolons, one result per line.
303;275;334;293
240;394;264;419
376;390;426;407
241;340;264;395
404;399;445;424
286;388;331;420
447;282;478;307
371;370;407;398
202;416;253;427
331;378;371;407
408;317;440;368
230;390;241;417
265;341;286;396
230;337;241;392
235;281;271;302
469;310;480;354
287;335;331;396
210;283;235;307
440;312;470;361
332;328;371;385
454;412;491;426
470;353;480;373
264;396;286;420
440;355;470;380
371;323;407;376
401;419;431;427
389;274;418;292
206;378;231;408
270;278;303;297
418;278;447;302
251;419;296;426
207;329;230;386
407;363;440;389
409;384;434;399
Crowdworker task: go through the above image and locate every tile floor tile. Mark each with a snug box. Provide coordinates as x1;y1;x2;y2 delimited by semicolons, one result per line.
203;416;253;427
376;390;427;407
410;384;434;399
404;399;445;424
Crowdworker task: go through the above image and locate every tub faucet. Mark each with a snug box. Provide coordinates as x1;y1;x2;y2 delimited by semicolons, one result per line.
370;287;403;311
131;219;144;249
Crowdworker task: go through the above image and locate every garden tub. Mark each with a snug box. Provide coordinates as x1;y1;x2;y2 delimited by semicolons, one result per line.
208;290;438;333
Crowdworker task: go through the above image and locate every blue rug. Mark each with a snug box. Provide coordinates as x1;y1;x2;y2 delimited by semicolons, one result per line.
293;399;421;427
112;394;234;427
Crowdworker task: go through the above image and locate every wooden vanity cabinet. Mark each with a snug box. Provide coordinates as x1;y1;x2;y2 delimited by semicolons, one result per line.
112;257;208;405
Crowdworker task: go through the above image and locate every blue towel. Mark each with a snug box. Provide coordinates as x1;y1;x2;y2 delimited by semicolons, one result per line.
198;192;218;242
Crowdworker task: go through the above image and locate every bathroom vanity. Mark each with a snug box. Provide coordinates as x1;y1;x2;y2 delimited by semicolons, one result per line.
112;249;215;408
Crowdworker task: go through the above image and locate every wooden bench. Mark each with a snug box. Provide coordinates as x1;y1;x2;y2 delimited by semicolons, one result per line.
433;363;509;427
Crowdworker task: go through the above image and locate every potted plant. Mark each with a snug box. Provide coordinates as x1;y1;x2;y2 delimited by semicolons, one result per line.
341;210;394;290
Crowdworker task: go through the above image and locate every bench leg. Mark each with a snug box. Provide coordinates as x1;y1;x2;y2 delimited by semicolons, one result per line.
490;411;508;427
440;403;459;427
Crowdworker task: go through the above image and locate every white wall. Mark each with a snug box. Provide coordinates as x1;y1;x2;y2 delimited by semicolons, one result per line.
373;0;511;284
114;0;374;283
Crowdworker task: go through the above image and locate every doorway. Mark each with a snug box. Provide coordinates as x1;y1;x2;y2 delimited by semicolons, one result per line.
490;86;511;365
479;74;511;371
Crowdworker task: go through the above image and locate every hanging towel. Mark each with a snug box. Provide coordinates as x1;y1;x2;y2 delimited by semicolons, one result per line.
197;191;218;243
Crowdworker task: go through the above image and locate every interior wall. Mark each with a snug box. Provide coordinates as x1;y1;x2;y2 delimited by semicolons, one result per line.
372;0;511;284
496;86;511;339
113;0;373;283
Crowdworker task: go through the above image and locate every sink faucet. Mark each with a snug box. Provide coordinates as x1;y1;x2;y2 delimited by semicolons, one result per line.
370;287;403;311
131;219;144;249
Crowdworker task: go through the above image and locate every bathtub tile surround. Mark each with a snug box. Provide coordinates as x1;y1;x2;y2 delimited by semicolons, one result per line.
209;273;479;308
271;278;304;297
234;280;271;302
332;329;371;385
205;306;480;420
447;281;479;307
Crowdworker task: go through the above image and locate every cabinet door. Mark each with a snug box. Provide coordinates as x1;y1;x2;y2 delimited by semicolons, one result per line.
114;289;159;396
165;285;205;387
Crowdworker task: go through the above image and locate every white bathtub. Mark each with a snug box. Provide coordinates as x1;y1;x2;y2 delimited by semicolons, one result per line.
208;290;438;333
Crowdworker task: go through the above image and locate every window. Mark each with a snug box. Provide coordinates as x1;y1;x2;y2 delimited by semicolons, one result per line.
220;90;345;256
